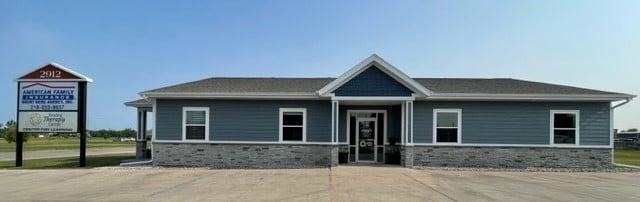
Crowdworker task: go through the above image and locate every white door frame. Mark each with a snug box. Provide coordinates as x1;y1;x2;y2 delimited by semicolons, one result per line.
356;117;377;163
347;110;387;163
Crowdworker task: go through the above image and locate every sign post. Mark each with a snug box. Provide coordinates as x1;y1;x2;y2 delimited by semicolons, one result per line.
15;63;92;167
78;82;87;167
15;84;22;167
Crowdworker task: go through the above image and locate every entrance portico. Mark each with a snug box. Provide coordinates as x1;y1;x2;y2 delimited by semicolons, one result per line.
330;97;414;166
124;99;153;160
321;55;424;167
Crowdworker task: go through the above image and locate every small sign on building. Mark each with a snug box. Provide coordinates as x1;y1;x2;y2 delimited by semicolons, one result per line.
15;63;92;167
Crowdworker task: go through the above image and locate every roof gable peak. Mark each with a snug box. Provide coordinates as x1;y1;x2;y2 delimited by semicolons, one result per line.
317;54;432;96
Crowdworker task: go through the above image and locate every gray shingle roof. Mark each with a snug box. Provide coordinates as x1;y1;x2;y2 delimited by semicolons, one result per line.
142;77;334;94
124;99;152;107
414;78;624;95
141;77;628;96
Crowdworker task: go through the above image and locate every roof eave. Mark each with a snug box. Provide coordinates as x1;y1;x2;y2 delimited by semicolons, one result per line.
124;99;152;108
424;93;636;101
140;92;323;99
124;103;153;108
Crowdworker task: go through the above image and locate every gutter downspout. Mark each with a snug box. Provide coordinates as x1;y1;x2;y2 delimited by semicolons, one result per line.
610;96;634;166
611;97;633;109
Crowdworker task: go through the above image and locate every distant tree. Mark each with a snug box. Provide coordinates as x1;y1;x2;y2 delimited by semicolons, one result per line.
121;128;136;138
1;120;18;142
626;128;638;132
2;125;29;143
5;120;16;127
88;128;136;138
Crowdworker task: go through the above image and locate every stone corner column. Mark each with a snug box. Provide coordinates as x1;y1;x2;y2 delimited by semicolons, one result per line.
330;145;339;167
136;141;147;159
401;145;414;168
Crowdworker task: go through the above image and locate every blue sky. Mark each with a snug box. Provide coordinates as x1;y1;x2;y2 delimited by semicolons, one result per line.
1;0;638;130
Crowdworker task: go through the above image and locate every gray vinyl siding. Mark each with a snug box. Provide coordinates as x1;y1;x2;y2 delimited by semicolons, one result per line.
413;101;611;145
156;99;332;142
338;105;402;144
156;99;611;145
334;66;413;96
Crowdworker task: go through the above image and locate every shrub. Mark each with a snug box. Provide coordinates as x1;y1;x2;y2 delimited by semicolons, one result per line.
2;126;29;143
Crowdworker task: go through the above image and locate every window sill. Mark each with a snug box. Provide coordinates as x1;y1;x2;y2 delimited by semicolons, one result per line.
432;142;462;145
181;140;208;142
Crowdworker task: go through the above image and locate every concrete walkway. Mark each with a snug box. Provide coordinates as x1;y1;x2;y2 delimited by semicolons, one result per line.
0;147;135;161
0;166;638;201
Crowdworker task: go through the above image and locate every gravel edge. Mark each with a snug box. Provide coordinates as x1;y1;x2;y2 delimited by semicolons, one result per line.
413;165;640;172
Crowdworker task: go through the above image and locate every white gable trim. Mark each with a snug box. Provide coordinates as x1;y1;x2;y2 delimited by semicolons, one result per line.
16;62;93;82
317;54;432;97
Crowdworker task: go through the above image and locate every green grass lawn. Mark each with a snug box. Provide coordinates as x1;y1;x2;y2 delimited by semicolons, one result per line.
0;137;134;152
0;153;134;169
614;148;640;166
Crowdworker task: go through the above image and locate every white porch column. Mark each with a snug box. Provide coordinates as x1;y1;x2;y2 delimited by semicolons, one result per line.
400;102;405;145
136;109;148;159
331;100;340;143
406;101;413;145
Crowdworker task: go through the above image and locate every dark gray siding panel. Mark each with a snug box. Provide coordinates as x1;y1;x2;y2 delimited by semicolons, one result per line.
579;103;611;145
388;106;402;143
338;105;402;144
413;101;610;145
412;103;431;143
156;100;332;142
334;66;413;96
156;100;183;140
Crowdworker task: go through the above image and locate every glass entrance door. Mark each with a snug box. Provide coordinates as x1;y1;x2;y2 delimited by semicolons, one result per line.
356;118;377;162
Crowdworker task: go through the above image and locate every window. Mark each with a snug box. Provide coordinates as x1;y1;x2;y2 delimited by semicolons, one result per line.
279;108;306;142
551;110;579;145
182;107;209;141
433;109;461;144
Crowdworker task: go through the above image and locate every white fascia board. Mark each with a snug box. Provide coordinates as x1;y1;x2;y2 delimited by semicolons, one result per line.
317;54;432;96
424;93;635;102
124;101;153;108
15;62;94;82
124;103;153;108
141;92;324;99
332;96;415;101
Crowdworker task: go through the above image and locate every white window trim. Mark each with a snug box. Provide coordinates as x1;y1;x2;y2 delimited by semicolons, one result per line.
182;107;210;142
550;110;580;145
432;109;462;144
279;108;307;142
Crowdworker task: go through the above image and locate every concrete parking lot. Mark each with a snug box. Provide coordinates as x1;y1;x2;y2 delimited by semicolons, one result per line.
0;166;638;201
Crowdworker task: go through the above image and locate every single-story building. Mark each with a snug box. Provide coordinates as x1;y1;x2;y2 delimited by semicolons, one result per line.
125;54;635;168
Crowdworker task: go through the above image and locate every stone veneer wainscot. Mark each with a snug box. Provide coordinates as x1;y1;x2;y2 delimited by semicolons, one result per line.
153;142;339;168
412;146;612;168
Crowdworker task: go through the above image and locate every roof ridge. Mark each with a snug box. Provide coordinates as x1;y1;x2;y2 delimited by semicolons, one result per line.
196;76;336;79
413;77;514;80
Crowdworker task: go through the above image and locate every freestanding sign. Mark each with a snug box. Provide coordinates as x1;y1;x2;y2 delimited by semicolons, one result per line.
15;63;92;167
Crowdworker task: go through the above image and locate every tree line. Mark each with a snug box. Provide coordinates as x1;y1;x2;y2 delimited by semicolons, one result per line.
0;120;138;143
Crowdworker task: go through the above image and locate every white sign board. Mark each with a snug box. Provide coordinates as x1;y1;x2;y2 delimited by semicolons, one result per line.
18;112;78;132
19;82;78;111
